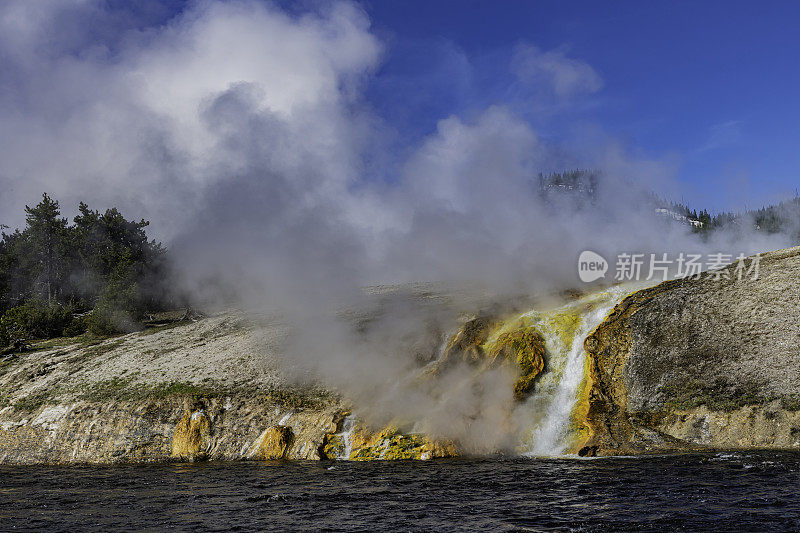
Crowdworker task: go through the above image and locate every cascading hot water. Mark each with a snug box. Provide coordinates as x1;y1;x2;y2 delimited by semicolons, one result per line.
517;285;634;456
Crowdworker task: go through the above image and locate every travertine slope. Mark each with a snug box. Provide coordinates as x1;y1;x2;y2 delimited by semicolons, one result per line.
581;246;800;455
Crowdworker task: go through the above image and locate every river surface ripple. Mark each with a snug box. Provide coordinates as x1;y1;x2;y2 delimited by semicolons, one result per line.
1;452;799;532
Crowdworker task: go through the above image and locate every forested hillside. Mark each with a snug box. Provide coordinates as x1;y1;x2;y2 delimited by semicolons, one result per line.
0;194;172;345
659;196;800;239
541;170;800;241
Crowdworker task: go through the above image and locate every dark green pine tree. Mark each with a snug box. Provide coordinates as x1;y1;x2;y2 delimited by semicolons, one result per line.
21;194;69;304
71;202;167;310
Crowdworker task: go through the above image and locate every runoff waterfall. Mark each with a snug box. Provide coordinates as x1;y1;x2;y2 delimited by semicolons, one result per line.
519;285;632;456
330;285;636;459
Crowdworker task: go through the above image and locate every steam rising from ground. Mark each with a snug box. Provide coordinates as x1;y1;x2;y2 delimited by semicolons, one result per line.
0;1;796;451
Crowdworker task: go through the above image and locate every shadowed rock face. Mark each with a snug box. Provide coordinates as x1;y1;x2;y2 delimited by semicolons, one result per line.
488;328;547;401
431;317;547;402
581;246;800;455
440;316;498;367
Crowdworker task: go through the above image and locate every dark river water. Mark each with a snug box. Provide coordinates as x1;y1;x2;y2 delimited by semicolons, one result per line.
1;452;799;532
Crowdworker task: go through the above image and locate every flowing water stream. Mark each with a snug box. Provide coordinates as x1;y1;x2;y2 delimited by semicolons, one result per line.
333;414;358;460
520;285;633;456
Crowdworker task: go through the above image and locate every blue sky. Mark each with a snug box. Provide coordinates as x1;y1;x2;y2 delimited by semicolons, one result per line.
360;0;800;211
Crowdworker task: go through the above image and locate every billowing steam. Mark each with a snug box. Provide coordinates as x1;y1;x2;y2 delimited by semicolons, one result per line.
0;1;796;452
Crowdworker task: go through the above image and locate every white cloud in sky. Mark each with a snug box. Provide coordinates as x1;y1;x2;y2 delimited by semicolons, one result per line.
697;120;743;152
510;43;604;99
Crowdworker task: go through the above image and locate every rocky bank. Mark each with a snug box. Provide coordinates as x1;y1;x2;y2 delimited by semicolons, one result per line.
581;245;800;455
0;314;348;463
2;247;800;463
0;304;461;464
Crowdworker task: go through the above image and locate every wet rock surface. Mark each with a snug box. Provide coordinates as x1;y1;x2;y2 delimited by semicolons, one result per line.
321;418;459;461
